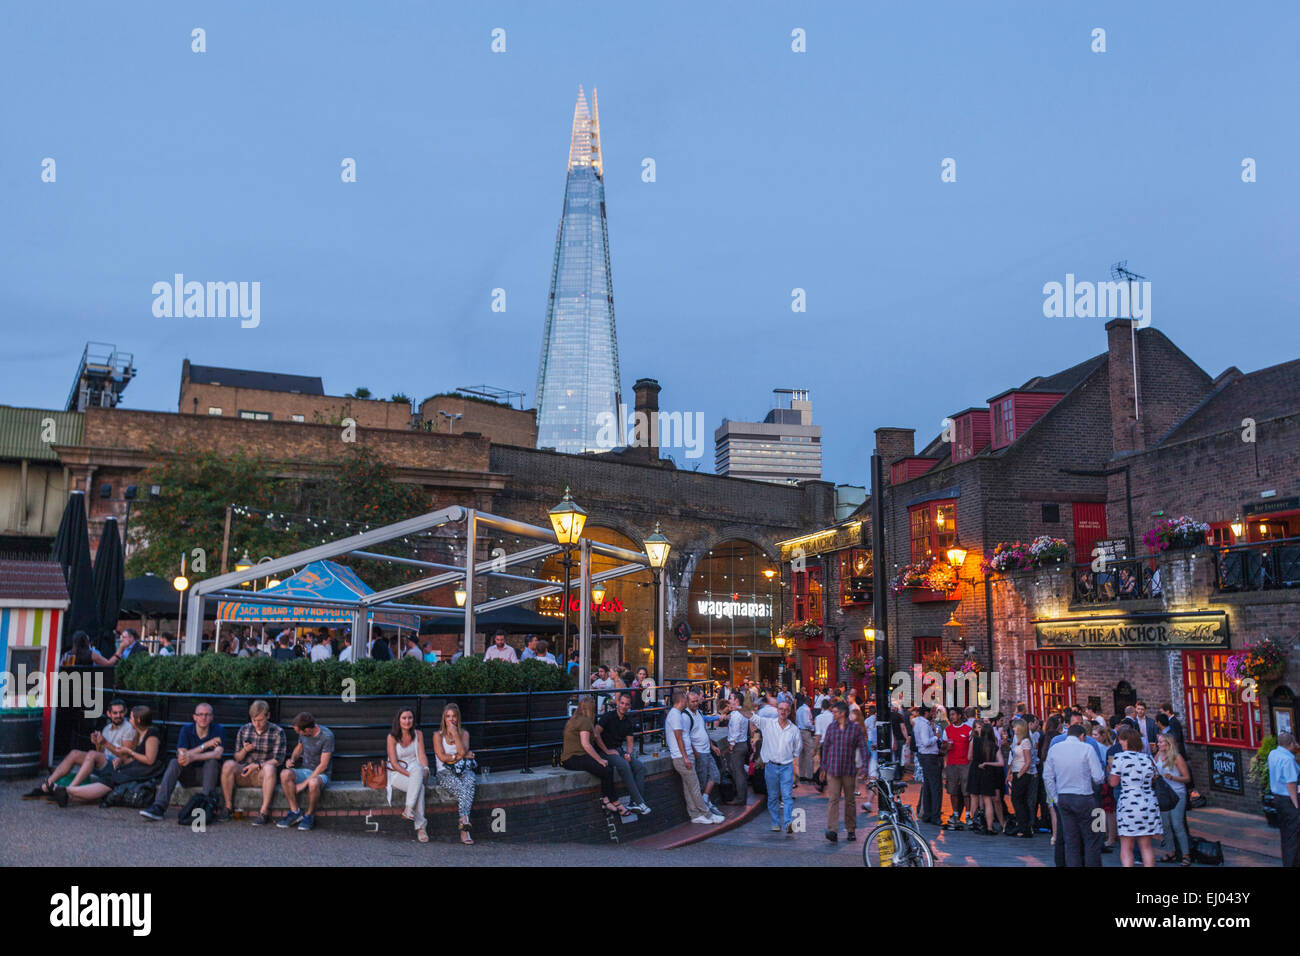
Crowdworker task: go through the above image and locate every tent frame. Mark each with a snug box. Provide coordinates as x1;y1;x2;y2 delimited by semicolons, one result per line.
183;506;658;690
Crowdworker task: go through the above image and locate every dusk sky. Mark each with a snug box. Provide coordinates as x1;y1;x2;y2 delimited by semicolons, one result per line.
4;1;1297;485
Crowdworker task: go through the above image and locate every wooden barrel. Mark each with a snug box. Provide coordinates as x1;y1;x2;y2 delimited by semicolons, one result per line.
0;712;43;779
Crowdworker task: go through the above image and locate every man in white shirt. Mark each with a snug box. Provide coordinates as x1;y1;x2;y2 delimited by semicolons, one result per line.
749;700;802;834
483;630;519;663
1042;723;1105;867
309;633;333;662
592;665;618;713
665;689;721;824
338;634;353;663
723;693;752;805
912;704;943;826
687;692;723;815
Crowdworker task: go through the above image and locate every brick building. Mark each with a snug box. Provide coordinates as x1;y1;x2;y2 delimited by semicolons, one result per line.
179;360;413;430
417;393;537;447
11;375;833;686
782;320;1298;814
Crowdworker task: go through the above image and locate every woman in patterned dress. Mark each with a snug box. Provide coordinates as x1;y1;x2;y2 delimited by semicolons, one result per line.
1108;726;1163;867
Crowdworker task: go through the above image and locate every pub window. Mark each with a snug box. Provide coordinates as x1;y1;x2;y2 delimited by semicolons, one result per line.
1183;651;1262;748
239;410;271;421
992;398;1014;446
207;406;223;416
954;415;973;462
1026;650;1076;719
1042;503;1060;524
792;567;823;624
914;636;941;664
291;414;305;423
839;549;873;606
909;501;957;563
1207;522;1237;546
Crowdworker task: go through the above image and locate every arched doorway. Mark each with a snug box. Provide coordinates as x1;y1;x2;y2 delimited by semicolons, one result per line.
685;540;780;687
536;526;653;675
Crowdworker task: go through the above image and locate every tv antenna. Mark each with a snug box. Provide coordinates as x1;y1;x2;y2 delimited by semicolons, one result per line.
1110;261;1147;423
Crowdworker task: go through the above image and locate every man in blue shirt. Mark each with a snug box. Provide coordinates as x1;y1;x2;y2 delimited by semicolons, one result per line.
140;702;225;821
1049;713;1108;765
1269;732;1300;866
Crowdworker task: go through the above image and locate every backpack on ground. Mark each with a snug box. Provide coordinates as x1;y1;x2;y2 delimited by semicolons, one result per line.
101;780;157;809
178;787;223;825
1190;837;1224;866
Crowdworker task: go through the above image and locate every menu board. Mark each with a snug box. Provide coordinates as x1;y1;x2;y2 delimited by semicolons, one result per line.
1209;747;1244;794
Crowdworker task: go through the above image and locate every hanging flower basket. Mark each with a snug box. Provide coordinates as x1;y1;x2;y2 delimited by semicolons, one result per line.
920;650;953;673
983;536;1068;573
1143;515;1210;552
891;558;957;601
841;651;874;679
1226;638;1286;684
779;620;823;642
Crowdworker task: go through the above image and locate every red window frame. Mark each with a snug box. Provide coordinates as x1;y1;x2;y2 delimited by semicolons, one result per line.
1026;650;1076;718
838;548;873;606
914;636;941;664
993;398;1013;447
792;567;823;624
909;500;958;564
954;415;973;463
1183;651;1262;748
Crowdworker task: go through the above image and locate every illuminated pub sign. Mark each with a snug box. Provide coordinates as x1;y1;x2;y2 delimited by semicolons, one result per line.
1034;611;1229;650
778;522;864;563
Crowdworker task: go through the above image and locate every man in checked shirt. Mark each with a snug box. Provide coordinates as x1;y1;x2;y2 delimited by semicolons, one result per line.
218;700;288;825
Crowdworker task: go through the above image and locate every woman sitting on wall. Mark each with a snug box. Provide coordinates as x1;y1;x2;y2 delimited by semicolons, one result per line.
560;696;631;817
432;703;477;845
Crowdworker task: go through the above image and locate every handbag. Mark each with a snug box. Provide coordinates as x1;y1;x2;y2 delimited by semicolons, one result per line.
361;760;388;790
451;757;478;777
1190;837;1224;866
1149;756;1179;812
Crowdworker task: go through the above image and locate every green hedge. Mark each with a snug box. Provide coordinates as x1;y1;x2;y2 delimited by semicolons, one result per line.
115;653;575;696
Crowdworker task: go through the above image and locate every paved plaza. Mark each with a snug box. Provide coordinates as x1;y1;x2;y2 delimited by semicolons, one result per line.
3;775;1276;868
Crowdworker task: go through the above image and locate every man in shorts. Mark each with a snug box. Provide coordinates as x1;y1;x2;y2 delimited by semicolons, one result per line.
942;706;976;830
219;699;287;826
278;712;334;830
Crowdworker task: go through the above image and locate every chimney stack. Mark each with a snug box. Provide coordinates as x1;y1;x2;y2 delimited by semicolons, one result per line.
1106;319;1142;452
632;377;662;461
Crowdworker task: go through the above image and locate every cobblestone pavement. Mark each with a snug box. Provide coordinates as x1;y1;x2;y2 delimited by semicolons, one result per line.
1;777;1274;867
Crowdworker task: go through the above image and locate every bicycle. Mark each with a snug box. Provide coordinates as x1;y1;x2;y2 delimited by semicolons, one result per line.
862;766;934;867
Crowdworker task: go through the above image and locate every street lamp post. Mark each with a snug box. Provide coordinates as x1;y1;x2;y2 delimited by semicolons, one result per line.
173;552;189;652
548;487;588;665
643;522;671;689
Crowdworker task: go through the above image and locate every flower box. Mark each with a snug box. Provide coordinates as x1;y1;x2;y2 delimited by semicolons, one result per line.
911;588;957;603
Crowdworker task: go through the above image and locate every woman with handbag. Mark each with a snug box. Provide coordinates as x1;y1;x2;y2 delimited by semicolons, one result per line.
1108;726;1164;867
52;705;163;807
1155;732;1192;865
1093;724;1119;851
386;708;429;844
433;703;477;845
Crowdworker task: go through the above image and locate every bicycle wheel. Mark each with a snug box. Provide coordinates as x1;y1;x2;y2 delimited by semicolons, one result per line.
862;822;934;867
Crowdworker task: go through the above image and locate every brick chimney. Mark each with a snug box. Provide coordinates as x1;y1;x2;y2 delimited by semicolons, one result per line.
631;377;661;461
1106;319;1142;452
874;427;915;485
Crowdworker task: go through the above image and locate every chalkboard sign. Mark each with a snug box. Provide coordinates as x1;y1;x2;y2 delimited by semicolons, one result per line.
1209;748;1244;794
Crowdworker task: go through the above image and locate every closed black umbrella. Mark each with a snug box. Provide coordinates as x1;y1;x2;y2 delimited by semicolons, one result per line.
50;490;97;653
92;517;126;655
121;574;219;618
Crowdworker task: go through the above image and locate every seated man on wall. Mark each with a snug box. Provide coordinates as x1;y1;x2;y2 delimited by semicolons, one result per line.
219;700;287;826
140;701;225;821
26;698;135;799
596;691;651;815
278;712;334;831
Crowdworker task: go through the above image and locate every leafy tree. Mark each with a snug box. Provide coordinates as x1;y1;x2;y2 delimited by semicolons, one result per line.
352;386;372;399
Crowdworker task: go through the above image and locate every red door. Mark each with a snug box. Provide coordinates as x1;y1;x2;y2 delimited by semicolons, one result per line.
1026;650;1076;718
1072;503;1107;564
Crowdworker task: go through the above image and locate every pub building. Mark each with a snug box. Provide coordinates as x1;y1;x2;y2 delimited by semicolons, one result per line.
779;321;1297;815
773;517;874;695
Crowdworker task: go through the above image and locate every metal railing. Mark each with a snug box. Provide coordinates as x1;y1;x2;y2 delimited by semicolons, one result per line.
1214;536;1300;592
1071;557;1162;604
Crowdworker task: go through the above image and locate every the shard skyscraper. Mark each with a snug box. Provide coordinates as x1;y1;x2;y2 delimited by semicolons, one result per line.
535;86;622;455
